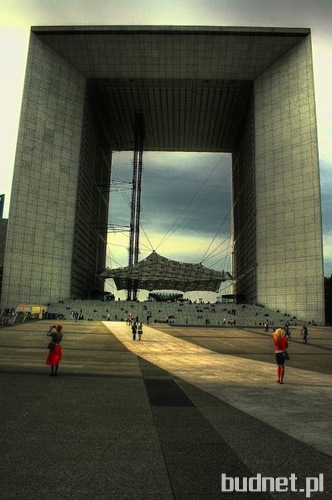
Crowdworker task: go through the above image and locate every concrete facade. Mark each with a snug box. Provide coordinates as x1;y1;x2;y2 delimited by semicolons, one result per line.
254;36;324;322
1;26;324;323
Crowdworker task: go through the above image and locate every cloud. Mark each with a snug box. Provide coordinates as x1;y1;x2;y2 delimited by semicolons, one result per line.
108;154;234;260
110;149;332;277
107;228;232;269
111;151;232;237
320;160;332;276
109;151;233;273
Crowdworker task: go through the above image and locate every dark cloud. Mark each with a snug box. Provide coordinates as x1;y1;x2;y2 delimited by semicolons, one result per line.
320;162;332;230
110;152;332;276
110;152;232;242
320;160;332;276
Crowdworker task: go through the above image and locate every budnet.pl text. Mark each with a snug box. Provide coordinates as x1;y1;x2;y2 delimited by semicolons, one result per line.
221;473;324;498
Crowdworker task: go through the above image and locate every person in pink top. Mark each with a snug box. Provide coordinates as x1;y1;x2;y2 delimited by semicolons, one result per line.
273;328;289;384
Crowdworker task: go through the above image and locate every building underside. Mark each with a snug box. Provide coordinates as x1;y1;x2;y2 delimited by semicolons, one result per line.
1;26;325;323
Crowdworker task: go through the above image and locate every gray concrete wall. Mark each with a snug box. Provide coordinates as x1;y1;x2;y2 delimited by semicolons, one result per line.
1;28;324;325
1;33;86;306
254;35;324;323
71;93;111;298
232;95;256;303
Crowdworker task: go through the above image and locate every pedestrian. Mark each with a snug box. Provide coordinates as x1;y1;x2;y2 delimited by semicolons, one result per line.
137;322;143;340
284;322;291;338
273;327;289;384
132;321;137;340
46;324;63;376
264;320;269;332
302;324;308;344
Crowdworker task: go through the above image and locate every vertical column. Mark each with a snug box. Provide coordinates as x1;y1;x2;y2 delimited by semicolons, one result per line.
127;114;144;301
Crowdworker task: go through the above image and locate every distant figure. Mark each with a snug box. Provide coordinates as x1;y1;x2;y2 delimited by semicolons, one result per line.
132;322;137;340
273;328;289;384
46;324;63;376
284;322;291;338
107;313;111;321
264;320;269;332
302;324;308;344
137;322;143;340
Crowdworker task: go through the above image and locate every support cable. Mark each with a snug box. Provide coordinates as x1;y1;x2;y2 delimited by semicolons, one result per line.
157;167;231;252
200;207;232;263
155;154;227;251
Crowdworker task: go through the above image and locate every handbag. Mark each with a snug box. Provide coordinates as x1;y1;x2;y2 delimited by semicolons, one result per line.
48;342;55;351
283;351;290;360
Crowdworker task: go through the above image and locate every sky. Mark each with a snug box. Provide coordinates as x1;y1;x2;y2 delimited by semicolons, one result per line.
109;152;232;262
0;0;331;299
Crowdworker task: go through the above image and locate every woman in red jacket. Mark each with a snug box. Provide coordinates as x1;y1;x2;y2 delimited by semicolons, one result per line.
273;328;289;384
46;324;63;376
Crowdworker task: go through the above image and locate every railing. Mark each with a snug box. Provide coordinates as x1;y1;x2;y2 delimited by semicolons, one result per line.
0;310;40;327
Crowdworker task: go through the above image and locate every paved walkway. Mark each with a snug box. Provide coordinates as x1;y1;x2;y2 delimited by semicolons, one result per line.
105;322;332;458
0;320;331;499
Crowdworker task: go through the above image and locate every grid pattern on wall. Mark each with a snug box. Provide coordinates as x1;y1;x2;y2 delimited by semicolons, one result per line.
71;91;111;298
1;27;324;323
255;36;324;321
232;95;256;302
33;26;309;154
1;33;86;305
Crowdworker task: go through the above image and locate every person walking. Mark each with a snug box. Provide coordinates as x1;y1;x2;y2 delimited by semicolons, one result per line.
46;324;63;376
273;328;289;384
302;324;308;344
137;322;143;340
132;321;137;340
284;322;291;338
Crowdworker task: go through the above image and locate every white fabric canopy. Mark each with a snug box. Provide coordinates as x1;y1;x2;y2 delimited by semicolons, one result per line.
100;251;232;292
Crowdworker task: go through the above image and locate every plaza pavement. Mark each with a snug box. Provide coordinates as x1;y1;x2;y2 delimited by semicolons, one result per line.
106;322;332;456
0;320;331;499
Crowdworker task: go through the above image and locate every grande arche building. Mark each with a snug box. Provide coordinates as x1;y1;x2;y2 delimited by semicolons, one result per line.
1;26;325;323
